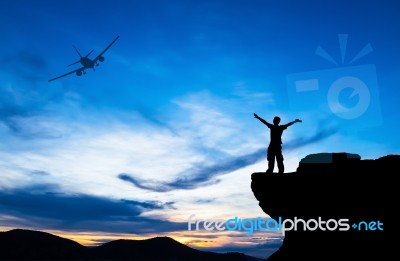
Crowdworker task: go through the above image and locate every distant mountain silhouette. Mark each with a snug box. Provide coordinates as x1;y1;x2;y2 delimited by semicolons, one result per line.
251;152;394;260
0;229;85;260
0;229;262;261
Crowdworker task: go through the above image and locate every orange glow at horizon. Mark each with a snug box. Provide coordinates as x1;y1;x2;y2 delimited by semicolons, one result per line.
0;225;281;250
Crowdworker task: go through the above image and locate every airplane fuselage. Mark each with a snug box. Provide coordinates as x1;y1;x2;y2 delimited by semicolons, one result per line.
80;57;95;69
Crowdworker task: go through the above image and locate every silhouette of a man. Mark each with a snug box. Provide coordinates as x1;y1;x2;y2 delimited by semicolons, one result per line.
254;113;302;174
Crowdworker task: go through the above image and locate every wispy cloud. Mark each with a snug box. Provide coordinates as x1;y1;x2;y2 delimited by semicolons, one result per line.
29;170;50;176
232;82;275;104
118;123;338;192
0;50;48;84
0;87;341;248
0;183;184;234
0;56;78;139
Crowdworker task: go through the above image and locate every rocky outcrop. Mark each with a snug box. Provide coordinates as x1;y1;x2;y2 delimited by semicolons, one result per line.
251;152;394;260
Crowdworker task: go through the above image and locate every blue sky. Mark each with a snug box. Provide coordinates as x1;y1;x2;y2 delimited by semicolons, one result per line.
0;0;399;259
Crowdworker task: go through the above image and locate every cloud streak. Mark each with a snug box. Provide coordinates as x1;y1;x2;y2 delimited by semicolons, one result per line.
119;124;338;192
0;184;185;234
0;48;80;140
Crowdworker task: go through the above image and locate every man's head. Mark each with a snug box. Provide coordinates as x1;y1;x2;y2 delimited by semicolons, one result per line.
273;116;281;125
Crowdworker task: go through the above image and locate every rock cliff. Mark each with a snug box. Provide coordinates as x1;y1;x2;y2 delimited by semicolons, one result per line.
251;152;394;260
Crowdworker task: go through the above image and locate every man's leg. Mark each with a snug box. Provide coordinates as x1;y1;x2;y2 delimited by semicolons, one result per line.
267;158;275;174
267;147;275;174
277;149;284;174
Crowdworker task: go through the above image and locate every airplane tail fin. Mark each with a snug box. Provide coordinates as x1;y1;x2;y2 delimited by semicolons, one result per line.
85;49;94;58
68;45;83;66
73;45;83;58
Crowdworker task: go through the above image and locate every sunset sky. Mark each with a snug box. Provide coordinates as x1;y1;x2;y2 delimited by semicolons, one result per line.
0;0;399;259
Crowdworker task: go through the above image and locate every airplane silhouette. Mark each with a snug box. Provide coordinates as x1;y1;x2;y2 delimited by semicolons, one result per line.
48;36;119;82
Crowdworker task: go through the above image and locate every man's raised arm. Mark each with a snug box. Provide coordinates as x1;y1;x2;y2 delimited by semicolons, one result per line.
254;113;272;127
282;119;302;128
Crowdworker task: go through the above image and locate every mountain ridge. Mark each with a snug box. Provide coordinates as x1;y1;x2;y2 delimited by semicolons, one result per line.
0;229;262;261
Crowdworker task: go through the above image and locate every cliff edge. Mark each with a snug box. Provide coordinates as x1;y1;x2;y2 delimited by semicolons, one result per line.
251;152;395;260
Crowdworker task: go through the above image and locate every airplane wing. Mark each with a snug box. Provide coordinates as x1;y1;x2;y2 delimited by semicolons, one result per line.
48;67;85;82
93;35;120;63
